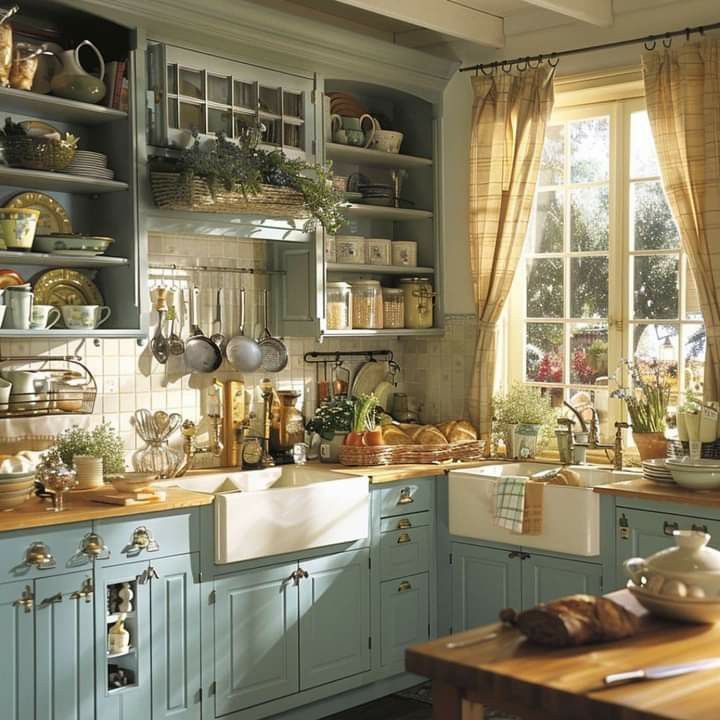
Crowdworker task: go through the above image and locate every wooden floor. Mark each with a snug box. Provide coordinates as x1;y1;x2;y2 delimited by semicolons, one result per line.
325;695;432;720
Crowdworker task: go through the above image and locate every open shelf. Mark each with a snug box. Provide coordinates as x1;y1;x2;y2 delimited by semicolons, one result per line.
327;142;432;169
0;250;129;269
106;647;136;660
0;85;127;125
327;263;434;275
342;204;432;221
0;329;144;339
0;167;128;194
322;328;443;337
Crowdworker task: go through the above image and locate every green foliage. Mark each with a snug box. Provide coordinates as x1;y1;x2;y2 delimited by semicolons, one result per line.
611;360;671;433
352;394;379;433
54;423;126;475
493;382;556;427
306;398;355;439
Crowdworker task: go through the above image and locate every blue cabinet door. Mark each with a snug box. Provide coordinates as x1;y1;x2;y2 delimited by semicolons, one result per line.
451;543;521;632
35;571;95;720
214;562;299;715
0;581;34;720
150;554;201;720
299;549;371;690
521;554;602;608
380;573;429;669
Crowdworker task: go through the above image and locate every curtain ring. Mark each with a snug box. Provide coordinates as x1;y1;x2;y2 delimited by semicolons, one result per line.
528;56;541;69
517;58;528;72
480;64;494;77
685;28;691;42
548;55;559;68
501;61;513;74
474;66;479;77
644;38;656;51
662;34;672;48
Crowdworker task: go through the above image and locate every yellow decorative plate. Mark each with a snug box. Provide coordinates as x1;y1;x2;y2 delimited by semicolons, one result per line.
5;192;72;235
32;269;103;310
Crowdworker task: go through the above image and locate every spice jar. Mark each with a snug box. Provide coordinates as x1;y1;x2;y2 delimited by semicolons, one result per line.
351;279;383;329
9;43;39;91
0;11;13;88
326;282;352;330
382;287;405;329
400;277;434;329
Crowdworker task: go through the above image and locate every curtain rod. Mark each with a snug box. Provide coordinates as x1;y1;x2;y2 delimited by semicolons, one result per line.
459;21;720;74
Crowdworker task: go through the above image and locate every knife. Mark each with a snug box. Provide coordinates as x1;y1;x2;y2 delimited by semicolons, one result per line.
604;657;720;686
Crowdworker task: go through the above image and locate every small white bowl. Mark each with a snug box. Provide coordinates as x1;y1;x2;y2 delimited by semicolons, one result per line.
628;581;720;624
667;457;720;490
111;472;156;494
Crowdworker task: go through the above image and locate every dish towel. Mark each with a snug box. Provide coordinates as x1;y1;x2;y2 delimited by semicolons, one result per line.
522;480;544;535
494;476;527;533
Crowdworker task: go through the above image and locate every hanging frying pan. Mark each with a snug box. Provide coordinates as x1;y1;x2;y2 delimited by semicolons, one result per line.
257;289;288;373
225;288;263;372
184;286;223;373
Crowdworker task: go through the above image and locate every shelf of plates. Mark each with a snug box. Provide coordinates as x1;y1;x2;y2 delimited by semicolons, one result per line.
326;142;432;169
0;4;143;339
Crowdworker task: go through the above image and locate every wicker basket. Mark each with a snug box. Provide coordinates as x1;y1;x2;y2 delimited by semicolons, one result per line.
668;439;720;460
2;136;77;171
339;440;486;467
150;171;310;218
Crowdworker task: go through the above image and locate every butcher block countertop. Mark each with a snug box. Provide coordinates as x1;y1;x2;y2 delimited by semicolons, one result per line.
326;459;505;484
0;487;213;533
594;477;720;508
406;590;720;720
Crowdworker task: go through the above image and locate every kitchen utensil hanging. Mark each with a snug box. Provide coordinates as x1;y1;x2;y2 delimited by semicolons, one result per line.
184;286;223;373
167;287;185;356
331;360;350;399
225;287;263;372
210;287;227;352
257;289;288;373
150;287;169;364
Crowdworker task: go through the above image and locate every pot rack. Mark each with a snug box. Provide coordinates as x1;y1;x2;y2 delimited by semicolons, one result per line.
303;349;394;364
149;262;284;276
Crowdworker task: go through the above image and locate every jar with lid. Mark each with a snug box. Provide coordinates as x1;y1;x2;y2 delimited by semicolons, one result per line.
400;277;434;329
382;287;405;329
326;282;352;330
351;280;383;329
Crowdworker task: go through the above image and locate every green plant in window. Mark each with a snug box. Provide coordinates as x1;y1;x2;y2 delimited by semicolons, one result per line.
611;360;671;433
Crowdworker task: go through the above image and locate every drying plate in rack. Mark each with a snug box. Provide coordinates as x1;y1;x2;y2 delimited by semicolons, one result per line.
5;191;72;235
33;268;103;308
351;361;388;398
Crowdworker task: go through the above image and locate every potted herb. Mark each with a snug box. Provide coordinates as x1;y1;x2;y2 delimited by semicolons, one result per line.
53;423;125;486
306;398;355;463
611;360;671;460
586;339;609;375
492;383;556;459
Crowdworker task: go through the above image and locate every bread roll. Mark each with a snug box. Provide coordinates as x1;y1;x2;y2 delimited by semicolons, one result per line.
416;426;448;445
436;421;457;440
382;426;413;445
448;420;478;443
405;425;427;442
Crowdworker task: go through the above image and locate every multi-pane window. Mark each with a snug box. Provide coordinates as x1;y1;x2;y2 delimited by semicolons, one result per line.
509;99;705;437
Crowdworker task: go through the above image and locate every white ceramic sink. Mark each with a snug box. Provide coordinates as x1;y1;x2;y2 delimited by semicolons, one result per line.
155;466;369;563
449;463;638;556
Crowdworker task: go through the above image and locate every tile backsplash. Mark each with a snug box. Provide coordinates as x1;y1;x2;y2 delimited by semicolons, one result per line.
0;232;478;463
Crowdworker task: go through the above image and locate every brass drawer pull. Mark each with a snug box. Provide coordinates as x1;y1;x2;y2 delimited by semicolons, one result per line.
39;592;63;608
398;581;412;592
125;526;160;555
692;524;709;534
397;532;412;544
24;542;56;570
12;585;33;614
663;521;679;536
397;518;412;530
290;568;309;586
397;487;414;505
80;532;110;560
70;578;94;603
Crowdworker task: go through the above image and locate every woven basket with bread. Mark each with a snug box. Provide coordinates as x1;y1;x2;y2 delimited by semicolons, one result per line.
338;419;484;466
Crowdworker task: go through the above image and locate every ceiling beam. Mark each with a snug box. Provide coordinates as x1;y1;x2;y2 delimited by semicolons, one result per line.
330;0;505;48
520;0;613;27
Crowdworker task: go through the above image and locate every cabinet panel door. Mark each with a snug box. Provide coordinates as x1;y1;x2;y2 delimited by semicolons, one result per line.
215;562;299;715
151;554;201;720
35;571;95;720
0;581;34;720
380;573;429;668
521;554;602;609
451;543;521;632
299;549;370;690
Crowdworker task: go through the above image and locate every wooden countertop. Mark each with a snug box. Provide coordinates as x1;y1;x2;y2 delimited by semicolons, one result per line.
0;487;213;533
406;590;720;720
594;477;720;508
325;459;501;484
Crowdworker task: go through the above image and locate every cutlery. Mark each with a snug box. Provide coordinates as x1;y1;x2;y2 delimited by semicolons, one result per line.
604;657;720;686
445;632;497;649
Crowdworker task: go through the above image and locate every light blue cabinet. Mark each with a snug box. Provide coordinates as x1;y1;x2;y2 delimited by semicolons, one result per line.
521;554;602;608
0;581;34;720
380;573;429;668
299;549;370;690
215;561;300;715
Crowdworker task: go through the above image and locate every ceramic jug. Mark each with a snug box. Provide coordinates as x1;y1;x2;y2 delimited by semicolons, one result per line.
50;40;105;104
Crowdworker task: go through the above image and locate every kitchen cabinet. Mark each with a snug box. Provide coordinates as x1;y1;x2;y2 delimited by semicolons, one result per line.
521;553;602;608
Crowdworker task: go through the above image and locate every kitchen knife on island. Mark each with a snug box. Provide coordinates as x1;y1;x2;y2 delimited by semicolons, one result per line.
604;657;720;686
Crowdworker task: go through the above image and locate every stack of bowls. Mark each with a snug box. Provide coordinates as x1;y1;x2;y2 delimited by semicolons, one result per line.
667;457;720;490
642;458;675;485
0;471;35;509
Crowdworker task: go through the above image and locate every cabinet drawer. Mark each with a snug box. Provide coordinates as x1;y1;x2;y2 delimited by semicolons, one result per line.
95;510;199;564
377;479;433;518
380;572;429;667
0;523;93;584
380;511;431;534
379;525;431;581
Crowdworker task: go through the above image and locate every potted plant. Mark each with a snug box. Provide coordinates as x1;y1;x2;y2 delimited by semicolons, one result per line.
52;423;125;486
611;360;671;460
492;383;556;459
306;398;355;463
586;339;609;376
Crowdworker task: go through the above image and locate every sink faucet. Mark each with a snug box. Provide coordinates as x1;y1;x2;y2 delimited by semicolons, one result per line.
587;411;630;470
173;416;224;477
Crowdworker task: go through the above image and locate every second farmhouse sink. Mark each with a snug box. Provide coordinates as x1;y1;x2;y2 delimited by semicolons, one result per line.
449;463;638;556
155;466;369;563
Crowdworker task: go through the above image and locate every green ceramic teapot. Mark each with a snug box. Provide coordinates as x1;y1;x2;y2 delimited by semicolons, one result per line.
51;40;106;104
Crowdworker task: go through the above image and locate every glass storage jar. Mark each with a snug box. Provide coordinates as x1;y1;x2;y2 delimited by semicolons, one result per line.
351;280;383;329
326;282;352;330
382;288;405;329
400;277;434;329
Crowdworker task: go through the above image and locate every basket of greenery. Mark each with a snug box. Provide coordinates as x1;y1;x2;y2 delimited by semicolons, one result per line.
150;125;344;233
1;117;79;171
51;422;125;482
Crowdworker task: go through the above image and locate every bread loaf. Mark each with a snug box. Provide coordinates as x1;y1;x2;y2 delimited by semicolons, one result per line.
436;421;457;441
416;426;448;445
501;594;638;647
382;426;413;445
448;420;478;443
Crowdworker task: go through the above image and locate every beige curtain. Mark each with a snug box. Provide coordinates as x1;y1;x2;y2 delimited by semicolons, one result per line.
643;40;720;401
467;67;555;439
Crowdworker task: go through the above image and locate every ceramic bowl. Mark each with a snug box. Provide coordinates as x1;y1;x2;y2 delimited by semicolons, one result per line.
34;234;113;254
0;208;39;250
628;581;720;624
111;472;156;494
370;130;403;153
0;485;34;509
0;477;35;493
667;457;720;490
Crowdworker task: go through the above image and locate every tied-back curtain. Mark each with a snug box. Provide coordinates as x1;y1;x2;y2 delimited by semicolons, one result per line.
467;67;555;439
643;40;720;401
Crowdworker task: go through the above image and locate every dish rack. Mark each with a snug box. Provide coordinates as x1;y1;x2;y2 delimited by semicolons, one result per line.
0;355;97;419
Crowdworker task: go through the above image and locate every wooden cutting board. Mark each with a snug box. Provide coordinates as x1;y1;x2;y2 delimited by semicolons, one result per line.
93;489;167;506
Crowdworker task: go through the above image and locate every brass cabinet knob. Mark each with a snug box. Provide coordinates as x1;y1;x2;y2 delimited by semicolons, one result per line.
24;542;56;570
290;568;310;586
125;526;160;555
397;518;412;530
80;532;110;560
397;532;412;544
397;487;414;505
398;580;412;592
12;585;33;614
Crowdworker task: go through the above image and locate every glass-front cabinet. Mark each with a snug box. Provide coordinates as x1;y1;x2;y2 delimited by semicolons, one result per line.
146;42;314;158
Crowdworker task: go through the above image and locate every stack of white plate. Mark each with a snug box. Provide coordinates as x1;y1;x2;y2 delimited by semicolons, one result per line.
642;458;675;485
66;150;115;181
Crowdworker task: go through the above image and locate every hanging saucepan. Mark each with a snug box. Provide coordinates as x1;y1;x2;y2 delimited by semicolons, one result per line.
183;286;223;373
257;289;288;373
225;288;262;372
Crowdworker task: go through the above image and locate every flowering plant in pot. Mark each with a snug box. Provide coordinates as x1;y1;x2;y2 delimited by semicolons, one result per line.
492;383;556;459
611;360;672;460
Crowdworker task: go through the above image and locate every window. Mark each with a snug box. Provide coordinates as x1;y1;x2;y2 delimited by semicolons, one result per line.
507;98;705;438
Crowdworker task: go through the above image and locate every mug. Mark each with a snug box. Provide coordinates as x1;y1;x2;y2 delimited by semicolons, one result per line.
30;304;61;330
61;304;111;329
330;113;376;148
332;127;349;145
1;370;49;410
4;284;33;330
0;377;10;411
0;305;6;328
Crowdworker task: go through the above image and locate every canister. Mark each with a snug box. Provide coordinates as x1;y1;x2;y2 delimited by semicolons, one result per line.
366;238;391;266
399;277;434;329
335;235;366;264
382;288;405;329
325;234;336;263
326;282;352;330
392;240;417;267
351;279;383;329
